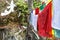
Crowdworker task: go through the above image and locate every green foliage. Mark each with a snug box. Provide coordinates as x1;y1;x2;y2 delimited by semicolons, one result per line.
33;0;41;9
15;0;28;26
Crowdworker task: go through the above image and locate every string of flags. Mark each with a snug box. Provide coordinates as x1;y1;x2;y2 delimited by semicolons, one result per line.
30;0;60;38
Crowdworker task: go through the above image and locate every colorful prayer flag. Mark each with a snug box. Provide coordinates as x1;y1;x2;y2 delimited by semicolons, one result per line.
37;1;52;38
30;8;39;31
52;0;60;38
52;0;60;30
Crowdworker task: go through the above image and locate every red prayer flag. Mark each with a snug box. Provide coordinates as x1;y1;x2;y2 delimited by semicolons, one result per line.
37;1;52;38
35;8;39;15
